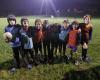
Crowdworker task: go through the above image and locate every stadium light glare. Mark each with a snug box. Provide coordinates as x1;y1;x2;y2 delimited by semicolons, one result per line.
40;0;57;17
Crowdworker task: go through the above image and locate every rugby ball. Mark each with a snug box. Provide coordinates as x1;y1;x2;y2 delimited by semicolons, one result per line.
3;32;12;42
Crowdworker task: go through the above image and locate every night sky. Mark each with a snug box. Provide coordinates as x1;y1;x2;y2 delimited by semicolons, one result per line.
0;0;100;16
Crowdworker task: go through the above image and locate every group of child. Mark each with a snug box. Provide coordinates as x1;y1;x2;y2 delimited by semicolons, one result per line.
4;14;93;72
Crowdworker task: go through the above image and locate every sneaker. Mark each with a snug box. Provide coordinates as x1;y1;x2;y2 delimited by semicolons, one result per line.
80;56;91;63
80;56;83;61
85;56;92;63
80;56;86;61
10;67;16;73
67;55;71;60
40;58;44;63
34;60;40;66
27;64;32;69
67;55;72;60
75;61;79;66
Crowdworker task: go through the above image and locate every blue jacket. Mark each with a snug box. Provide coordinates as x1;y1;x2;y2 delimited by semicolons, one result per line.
5;24;21;47
19;26;33;49
59;26;70;41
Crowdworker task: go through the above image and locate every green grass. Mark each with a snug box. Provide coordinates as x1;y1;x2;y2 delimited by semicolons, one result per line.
0;16;100;80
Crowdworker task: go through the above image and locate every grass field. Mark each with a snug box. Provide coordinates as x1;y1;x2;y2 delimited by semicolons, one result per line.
0;16;100;80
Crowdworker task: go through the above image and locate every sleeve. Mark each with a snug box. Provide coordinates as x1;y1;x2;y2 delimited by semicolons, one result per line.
4;28;7;32
89;27;93;40
4;26;8;32
30;27;35;37
78;23;86;31
58;25;61;33
77;31;81;44
66;33;69;43
11;26;21;43
18;28;22;42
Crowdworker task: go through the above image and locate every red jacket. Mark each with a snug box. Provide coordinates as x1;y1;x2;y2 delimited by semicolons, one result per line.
68;29;79;47
34;28;45;43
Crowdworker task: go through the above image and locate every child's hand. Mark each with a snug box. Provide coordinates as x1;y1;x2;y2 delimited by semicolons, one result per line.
5;39;10;43
83;43;88;49
15;38;19;43
78;29;81;33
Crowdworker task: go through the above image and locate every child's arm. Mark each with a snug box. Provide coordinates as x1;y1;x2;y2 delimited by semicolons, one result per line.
77;29;81;45
4;26;8;32
89;26;93;41
78;28;81;33
66;33;69;44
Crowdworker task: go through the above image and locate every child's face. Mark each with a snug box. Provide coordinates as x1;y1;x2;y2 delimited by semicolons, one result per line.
22;20;29;27
84;17;91;24
9;20;16;25
43;20;48;26
72;24;78;30
36;22;42;29
63;22;68;28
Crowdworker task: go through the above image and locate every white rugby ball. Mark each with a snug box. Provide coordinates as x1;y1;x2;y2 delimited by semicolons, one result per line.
3;32;13;41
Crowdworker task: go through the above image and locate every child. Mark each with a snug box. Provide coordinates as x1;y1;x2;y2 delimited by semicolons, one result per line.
79;15;93;62
33;19;44;64
67;21;81;65
20;17;34;69
4;14;21;72
49;23;61;64
42;20;50;63
59;20;70;61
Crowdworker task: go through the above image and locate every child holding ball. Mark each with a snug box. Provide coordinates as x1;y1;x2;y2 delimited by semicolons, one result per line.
4;14;21;72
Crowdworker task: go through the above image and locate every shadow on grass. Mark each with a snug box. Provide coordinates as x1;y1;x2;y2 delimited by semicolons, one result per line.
62;66;100;80
0;59;13;70
0;55;68;70
0;57;100;80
